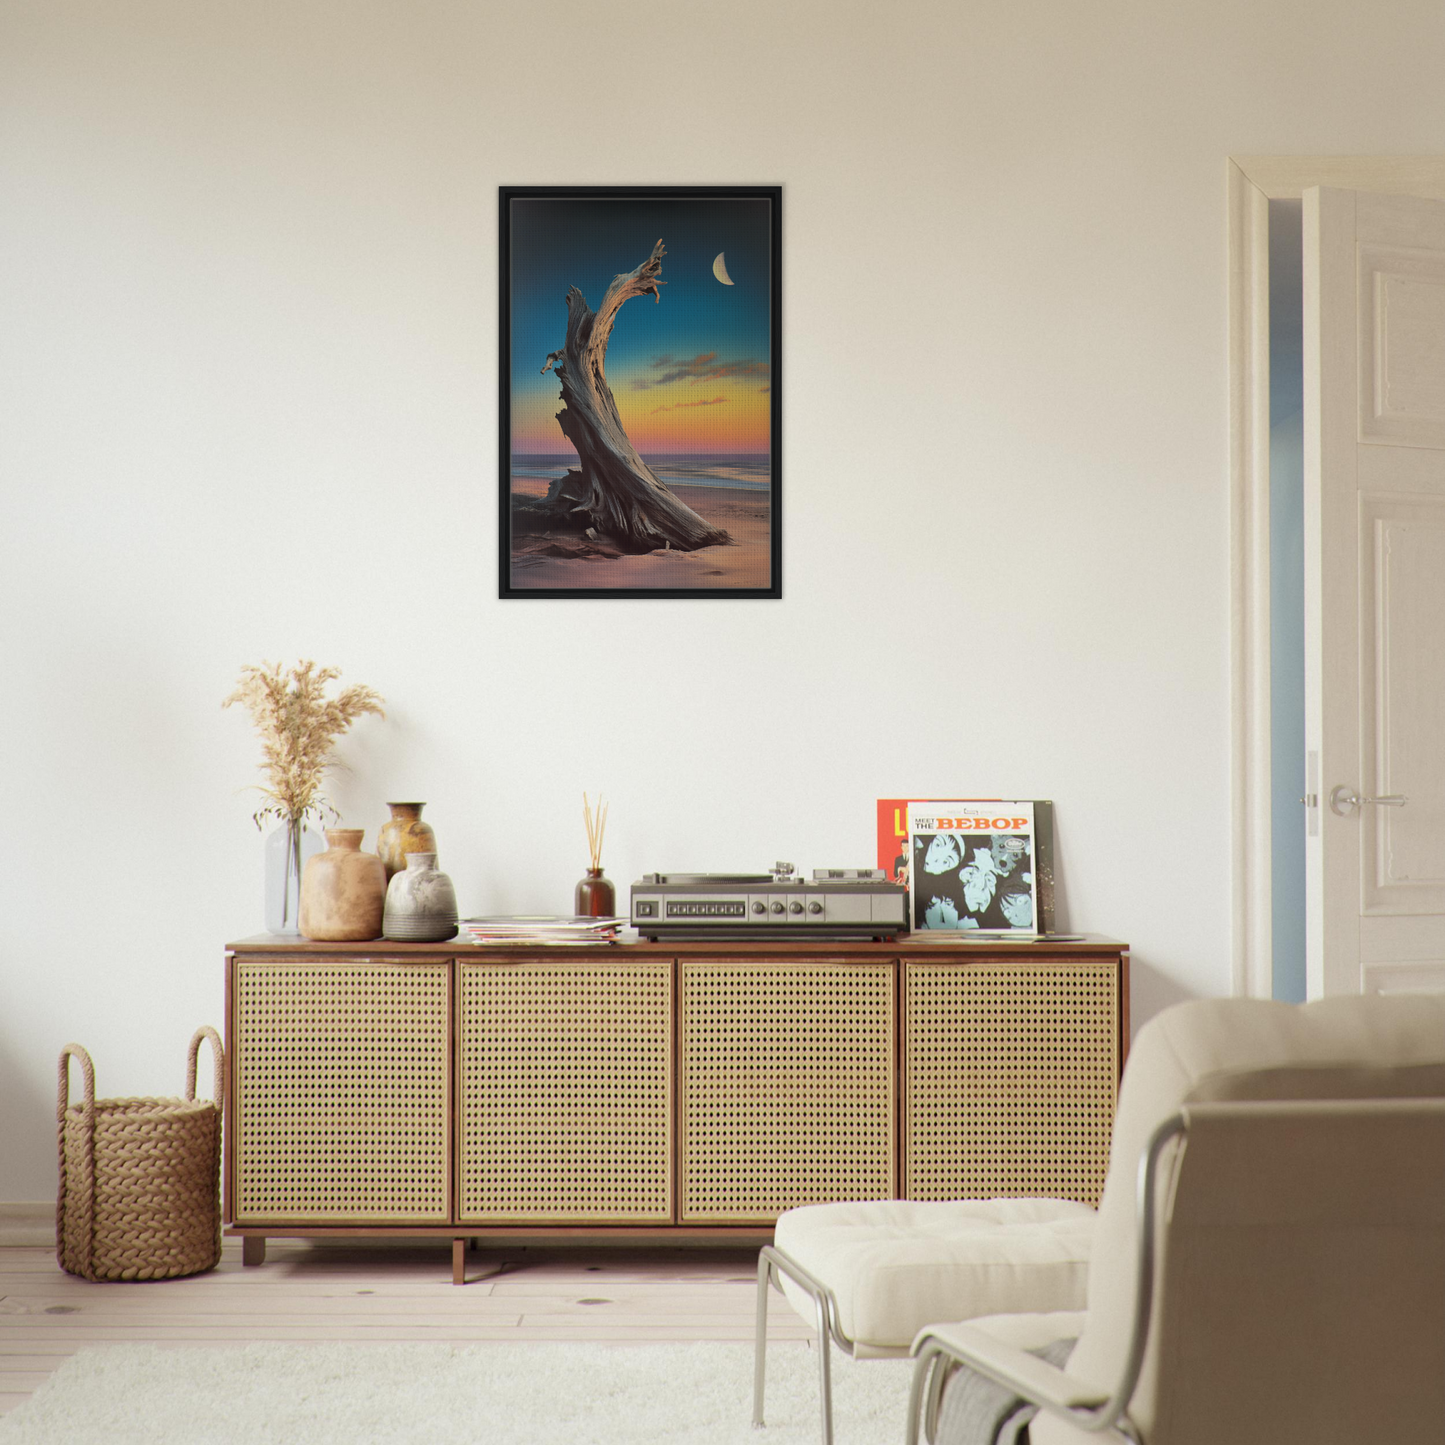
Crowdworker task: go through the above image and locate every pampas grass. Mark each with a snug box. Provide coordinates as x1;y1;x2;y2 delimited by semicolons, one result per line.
223;660;385;828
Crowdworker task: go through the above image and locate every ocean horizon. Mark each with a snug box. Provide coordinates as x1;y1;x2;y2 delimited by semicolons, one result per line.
511;452;771;492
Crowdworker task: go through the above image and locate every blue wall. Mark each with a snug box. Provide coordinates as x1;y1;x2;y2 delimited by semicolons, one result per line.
1269;200;1306;1004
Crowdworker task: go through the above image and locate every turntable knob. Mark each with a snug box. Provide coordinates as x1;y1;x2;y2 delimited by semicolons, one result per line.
789;901;804;915
808;901;823;915
752;901;766;914
770;902;785;915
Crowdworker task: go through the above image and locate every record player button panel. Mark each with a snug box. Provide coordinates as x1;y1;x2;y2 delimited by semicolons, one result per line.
666;900;748;919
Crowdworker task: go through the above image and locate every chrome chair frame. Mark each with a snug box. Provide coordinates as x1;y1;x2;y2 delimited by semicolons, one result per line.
753;1243;873;1445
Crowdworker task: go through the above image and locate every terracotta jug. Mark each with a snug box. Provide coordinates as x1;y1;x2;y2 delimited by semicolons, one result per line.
299;829;385;941
376;802;438;881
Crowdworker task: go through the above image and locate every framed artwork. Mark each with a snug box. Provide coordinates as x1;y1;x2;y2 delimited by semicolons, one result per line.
499;185;781;599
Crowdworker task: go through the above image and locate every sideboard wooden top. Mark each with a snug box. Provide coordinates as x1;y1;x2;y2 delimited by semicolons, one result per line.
227;932;1127;958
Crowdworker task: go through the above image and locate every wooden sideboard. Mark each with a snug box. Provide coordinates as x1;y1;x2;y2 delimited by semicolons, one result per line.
224;935;1128;1281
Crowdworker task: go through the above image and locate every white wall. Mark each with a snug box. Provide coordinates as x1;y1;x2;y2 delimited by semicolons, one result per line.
3;0;1442;1200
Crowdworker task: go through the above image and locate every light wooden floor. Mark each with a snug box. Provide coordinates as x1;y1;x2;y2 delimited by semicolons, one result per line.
0;1239;812;1416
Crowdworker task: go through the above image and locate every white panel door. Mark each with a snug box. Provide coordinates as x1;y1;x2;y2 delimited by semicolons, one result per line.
1305;187;1445;996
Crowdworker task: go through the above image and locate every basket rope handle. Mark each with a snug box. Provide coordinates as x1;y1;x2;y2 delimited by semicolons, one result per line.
57;1043;95;1125
185;1025;225;1108
56;1042;98;1275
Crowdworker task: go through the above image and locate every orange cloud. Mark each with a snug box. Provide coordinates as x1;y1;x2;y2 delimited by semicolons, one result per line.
650;395;727;415
634;353;770;389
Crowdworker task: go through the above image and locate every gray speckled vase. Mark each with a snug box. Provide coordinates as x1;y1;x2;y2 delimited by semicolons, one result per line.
382;852;458;942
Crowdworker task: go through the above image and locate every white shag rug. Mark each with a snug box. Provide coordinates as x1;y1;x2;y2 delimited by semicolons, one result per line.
0;1341;914;1445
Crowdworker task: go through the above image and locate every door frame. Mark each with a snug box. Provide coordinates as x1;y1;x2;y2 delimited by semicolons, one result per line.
1228;157;1445;998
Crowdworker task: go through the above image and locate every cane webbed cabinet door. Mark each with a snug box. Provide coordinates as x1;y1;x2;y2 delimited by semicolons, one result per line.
457;958;674;1223
232;958;451;1224
903;958;1119;1206
679;957;896;1222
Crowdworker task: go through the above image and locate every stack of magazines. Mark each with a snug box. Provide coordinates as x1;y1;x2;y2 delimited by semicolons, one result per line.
458;915;627;946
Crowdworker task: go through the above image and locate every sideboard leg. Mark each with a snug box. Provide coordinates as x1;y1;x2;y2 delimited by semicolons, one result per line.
452;1237;465;1285
241;1236;266;1268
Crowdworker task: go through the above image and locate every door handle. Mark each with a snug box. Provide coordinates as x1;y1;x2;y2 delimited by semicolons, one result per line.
1329;785;1408;816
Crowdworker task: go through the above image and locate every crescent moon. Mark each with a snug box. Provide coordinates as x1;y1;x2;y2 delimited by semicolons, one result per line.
712;252;734;286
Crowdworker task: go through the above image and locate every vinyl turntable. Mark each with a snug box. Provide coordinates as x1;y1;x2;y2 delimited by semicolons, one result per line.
630;863;907;941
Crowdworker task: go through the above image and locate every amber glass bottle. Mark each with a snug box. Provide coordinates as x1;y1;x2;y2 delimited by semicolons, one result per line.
574;867;616;918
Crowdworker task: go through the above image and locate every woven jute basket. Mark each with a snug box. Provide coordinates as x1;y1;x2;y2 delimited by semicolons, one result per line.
56;1026;224;1282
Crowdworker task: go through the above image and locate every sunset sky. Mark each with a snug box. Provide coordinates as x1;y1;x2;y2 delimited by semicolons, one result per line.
507;195;773;456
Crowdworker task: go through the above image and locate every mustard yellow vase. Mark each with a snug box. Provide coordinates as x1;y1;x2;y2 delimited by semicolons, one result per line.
299;829;385;941
376;802;438;882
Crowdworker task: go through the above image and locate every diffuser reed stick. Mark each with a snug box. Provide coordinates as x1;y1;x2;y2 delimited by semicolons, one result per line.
583;791;608;870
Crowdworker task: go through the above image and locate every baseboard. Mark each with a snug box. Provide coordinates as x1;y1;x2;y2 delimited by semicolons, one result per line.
0;1201;54;1247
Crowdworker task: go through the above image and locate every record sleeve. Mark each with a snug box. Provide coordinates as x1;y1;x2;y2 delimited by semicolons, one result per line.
878;798;1055;934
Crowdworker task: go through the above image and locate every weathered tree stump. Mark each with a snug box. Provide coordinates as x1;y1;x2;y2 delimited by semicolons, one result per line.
534;239;731;554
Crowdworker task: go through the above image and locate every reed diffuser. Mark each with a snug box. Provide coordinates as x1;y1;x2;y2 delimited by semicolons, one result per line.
575;792;616;918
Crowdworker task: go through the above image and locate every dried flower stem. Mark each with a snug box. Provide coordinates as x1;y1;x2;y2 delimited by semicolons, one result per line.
583;791;608;870
223;660;385;829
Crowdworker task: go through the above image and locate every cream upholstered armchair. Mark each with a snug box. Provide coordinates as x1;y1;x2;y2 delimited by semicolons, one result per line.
754;1197;1096;1444
907;993;1445;1445
753;1018;1105;1445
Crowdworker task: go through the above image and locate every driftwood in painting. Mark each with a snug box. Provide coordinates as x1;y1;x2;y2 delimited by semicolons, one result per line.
519;239;731;555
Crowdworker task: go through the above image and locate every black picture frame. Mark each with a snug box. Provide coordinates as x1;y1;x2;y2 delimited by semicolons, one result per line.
499;185;782;599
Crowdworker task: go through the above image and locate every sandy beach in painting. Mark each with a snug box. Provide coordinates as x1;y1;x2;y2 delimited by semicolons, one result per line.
508;470;772;591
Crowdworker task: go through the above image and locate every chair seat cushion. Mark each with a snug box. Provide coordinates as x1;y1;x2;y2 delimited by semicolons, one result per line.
773;1198;1096;1355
